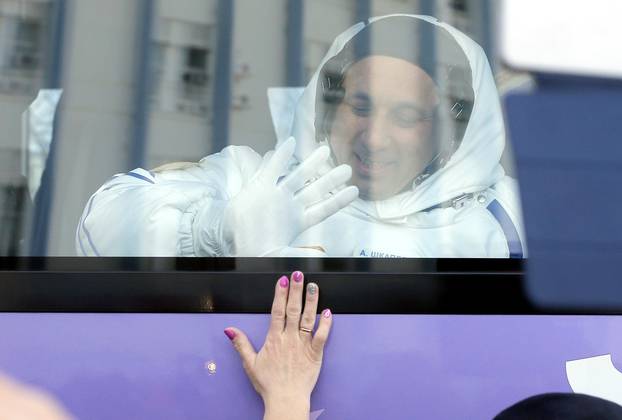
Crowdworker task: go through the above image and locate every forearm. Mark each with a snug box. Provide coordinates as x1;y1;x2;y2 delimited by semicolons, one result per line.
263;397;310;420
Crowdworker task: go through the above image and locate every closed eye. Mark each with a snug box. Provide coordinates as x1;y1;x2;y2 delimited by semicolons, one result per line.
344;92;372;117
348;102;372;116
391;106;433;127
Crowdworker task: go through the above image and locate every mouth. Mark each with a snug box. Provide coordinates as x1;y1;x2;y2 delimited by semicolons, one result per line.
353;153;395;177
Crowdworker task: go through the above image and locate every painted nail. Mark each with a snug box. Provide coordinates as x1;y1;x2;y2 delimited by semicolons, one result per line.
307;283;318;295
322;309;332;318
224;329;236;340
293;271;303;283
279;275;289;288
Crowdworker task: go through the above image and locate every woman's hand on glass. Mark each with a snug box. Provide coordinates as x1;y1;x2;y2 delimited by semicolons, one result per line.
225;271;332;420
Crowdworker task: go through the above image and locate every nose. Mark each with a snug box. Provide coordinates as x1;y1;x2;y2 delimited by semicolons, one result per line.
360;114;392;153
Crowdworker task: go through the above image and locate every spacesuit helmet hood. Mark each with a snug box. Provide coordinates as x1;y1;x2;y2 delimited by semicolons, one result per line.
315;16;474;194
288;14;506;218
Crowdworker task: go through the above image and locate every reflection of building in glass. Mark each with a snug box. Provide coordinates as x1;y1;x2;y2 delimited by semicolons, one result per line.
0;1;48;95
0;183;28;255
0;0;503;255
0;0;51;255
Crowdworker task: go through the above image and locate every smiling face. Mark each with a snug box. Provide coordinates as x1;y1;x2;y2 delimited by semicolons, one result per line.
328;55;440;201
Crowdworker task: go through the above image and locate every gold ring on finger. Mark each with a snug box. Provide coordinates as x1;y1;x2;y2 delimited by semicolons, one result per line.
299;326;313;334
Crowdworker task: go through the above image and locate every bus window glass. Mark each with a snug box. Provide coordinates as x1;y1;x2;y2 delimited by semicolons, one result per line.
0;0;527;259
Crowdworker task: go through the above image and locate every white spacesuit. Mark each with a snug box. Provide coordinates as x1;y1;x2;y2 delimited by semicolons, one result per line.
76;14;525;258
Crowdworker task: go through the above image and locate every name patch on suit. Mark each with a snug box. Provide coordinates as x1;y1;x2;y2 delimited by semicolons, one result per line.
356;248;405;258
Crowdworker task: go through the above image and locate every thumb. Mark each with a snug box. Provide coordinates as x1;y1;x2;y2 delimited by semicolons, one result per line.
224;327;257;369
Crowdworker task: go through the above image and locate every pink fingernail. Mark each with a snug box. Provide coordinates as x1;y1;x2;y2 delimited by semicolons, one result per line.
224;328;236;340
279;275;289;288
292;271;303;283
322;309;332;318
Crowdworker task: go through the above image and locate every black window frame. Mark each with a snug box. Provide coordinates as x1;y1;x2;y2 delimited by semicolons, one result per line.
0;257;545;314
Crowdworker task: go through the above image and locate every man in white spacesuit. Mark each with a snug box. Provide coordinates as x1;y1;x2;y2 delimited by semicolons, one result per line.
76;14;524;258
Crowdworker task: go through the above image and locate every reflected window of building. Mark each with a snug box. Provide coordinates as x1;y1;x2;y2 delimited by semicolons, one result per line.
0;1;48;95
150;19;213;117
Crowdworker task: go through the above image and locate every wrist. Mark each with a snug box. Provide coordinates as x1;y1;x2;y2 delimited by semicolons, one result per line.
263;395;310;420
199;199;231;256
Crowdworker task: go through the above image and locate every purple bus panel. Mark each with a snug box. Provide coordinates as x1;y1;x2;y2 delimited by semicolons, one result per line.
0;314;620;419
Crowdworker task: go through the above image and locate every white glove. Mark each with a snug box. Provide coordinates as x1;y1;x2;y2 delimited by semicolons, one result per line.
217;137;358;256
